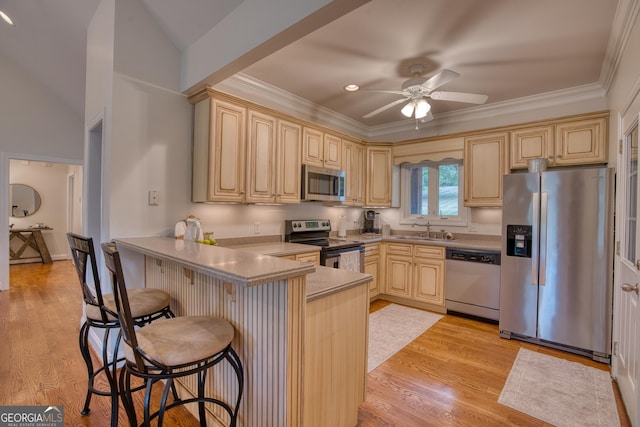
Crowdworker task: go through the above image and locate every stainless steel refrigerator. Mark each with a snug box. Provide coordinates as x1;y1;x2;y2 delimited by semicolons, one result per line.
499;167;614;363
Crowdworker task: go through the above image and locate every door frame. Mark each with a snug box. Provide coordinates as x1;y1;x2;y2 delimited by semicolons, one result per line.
0;152;82;290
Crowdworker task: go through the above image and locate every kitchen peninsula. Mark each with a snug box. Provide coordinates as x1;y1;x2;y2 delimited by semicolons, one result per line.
114;236;371;427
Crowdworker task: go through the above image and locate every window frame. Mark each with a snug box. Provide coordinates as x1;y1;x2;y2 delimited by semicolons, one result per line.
399;158;468;227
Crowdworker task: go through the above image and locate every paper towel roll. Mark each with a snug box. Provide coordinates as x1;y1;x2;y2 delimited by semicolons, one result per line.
338;215;347;238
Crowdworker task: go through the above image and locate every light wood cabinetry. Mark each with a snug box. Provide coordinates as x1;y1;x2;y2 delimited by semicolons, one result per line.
343;139;365;205
192;97;246;202
365;146;393;207
246;111;303;204
192;92;302;204
246;110;276;203
302;127;342;169
464;132;508;207
280;251;320;265
364;243;381;298
304;281;368;427
275;119;303;203
554;115;607;166
383;242;445;308
510;125;554;169
510;113;608;169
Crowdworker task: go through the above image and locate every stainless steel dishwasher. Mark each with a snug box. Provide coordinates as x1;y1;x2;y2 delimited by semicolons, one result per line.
445;247;501;321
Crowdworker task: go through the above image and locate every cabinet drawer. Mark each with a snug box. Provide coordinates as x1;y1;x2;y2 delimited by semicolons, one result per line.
385;242;413;255
364;243;380;257
414;245;445;259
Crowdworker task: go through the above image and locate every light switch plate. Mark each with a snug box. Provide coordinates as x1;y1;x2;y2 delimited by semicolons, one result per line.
148;189;159;206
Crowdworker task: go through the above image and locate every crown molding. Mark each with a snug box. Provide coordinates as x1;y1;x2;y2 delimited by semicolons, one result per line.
367;83;607;141
600;0;640;92
216;74;607;142
214;73;370;139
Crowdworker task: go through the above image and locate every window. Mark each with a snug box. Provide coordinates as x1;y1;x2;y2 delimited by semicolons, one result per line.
401;159;467;225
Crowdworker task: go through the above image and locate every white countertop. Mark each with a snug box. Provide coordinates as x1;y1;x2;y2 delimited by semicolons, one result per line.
306;265;372;301
115;237;316;287
226;241;320;256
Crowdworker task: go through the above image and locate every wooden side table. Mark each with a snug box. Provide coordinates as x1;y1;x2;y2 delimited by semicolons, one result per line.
9;227;53;264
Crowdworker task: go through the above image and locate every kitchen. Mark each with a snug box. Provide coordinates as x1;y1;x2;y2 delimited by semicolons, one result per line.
2;0;640;426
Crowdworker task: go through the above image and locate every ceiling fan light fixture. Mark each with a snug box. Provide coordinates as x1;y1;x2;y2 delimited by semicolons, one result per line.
0;10;14;26
414;99;431;119
401;101;415;118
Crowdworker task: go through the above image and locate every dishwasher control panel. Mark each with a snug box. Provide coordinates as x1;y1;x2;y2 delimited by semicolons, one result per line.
445;248;500;265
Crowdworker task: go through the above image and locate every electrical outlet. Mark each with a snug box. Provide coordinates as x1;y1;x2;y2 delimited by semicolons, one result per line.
148;189;159;206
469;224;477;232
254;222;260;234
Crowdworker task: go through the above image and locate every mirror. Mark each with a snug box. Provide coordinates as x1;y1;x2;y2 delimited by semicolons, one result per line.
10;184;41;218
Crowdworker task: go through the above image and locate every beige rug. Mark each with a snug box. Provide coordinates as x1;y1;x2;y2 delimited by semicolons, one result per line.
499;348;620;427
368;304;442;372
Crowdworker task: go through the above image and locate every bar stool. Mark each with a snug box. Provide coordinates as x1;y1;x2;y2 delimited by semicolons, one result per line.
67;233;175;427
101;242;244;427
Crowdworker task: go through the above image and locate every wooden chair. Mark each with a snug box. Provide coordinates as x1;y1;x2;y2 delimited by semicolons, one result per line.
67;233;174;427
101;242;243;427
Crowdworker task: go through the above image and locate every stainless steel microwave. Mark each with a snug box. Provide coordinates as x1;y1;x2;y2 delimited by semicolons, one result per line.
301;164;345;202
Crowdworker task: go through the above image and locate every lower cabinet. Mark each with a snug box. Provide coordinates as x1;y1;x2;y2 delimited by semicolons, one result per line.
281;251;320;264
364;243;381;298
383;242;445;310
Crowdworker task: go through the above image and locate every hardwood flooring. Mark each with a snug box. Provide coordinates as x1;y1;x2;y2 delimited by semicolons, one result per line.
1;261;631;426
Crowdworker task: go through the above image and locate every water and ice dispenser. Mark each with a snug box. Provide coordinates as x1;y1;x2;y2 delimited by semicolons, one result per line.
505;225;532;258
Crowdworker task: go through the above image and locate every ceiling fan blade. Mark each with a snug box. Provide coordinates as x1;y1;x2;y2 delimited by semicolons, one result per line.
429;91;488;104
420;69;460;92
363;98;408;118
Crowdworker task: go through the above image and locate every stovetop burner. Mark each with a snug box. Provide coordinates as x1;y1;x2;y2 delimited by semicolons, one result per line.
284;219;363;251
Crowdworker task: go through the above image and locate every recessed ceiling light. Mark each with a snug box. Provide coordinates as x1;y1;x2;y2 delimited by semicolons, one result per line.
344;84;360;92
0;10;14;26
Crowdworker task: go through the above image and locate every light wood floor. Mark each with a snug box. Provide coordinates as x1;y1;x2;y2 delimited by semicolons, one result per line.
1;260;631;426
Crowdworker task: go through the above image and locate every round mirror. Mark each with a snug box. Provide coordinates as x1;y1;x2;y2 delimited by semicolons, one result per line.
10;184;41;218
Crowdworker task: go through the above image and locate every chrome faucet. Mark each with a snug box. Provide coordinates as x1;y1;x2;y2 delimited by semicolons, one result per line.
412;222;431;237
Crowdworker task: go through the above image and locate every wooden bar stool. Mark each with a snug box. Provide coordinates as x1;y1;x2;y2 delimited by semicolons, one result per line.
67;233;175;427
101;242;244;427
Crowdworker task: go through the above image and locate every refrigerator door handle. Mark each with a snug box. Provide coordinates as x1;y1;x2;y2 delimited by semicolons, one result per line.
532;193;539;285
539;192;548;286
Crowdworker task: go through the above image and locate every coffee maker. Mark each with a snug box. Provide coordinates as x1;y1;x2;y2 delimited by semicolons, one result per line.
362;210;380;234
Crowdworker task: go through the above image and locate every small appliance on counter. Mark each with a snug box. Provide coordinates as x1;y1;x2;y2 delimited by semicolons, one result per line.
361;210;380;234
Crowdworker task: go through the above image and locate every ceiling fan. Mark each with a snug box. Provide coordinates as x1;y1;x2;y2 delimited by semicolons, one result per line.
362;64;489;120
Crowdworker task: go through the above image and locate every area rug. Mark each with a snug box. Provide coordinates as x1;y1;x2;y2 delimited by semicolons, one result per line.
498;348;620;427
368;304;442;372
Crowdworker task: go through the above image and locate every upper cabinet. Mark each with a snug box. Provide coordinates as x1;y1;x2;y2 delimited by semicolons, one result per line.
510;112;608;169
192;97;246;203
342;140;365;206
365;146;393;207
464;132;509;207
302;127;342;170
191;92;302;204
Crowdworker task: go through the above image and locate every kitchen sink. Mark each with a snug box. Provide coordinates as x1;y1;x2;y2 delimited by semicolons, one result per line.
391;235;440;241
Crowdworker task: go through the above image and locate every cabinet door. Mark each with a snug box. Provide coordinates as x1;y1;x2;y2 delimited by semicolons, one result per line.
510;125;554;169
323;133;342;169
464;132;508;207
296;251;320;265
413;258;444;305
276;119;302;203
209;99;246;202
246;110;276;203
365;146;393;207
554;116;607;165
385;255;412;298
302;127;324;167
364;254;380;298
342;140;365;205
